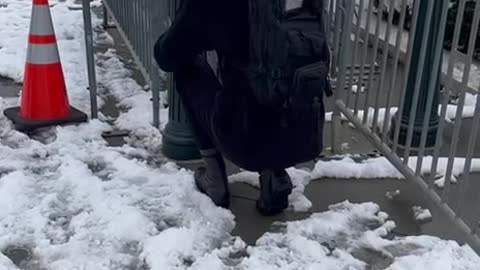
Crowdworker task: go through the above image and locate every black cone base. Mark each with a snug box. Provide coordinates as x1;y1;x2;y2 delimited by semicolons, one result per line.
4;106;88;132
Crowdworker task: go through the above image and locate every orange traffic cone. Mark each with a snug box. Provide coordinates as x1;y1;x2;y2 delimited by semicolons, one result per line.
4;0;87;131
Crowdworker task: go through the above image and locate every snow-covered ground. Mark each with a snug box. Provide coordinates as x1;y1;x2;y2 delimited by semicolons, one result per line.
0;0;480;269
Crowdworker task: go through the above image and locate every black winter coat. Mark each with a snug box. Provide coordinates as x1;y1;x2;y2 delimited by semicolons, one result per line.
154;0;323;171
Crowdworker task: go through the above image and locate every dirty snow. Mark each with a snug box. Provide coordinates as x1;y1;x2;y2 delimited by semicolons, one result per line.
1;0;480;269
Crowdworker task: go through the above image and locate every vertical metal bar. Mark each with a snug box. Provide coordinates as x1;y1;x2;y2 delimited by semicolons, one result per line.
382;0;407;141
331;0;342;77
135;1;140;67
82;0;98;119
362;0;383;125
354;0;374;116
457;93;480;218
326;0;334;45
103;2;110;28
151;0;160;128
345;0;364;108
442;1;480;202
402;1;435;163
332;0;354;154
428;0;467;188
415;0;449;176
371;0;396;135
336;0;354;97
330;0;342;153
392;0;421;153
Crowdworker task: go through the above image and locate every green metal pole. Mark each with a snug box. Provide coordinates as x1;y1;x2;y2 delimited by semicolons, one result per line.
161;0;200;160
391;0;443;148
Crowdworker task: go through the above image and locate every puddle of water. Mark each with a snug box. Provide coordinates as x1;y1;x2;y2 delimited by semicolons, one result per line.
0;76;21;98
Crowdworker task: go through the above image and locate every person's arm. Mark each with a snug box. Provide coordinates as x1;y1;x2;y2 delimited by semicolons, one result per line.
154;0;209;72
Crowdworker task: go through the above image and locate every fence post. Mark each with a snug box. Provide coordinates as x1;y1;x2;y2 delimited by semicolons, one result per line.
82;0;98;119
391;1;443;150
161;0;200;160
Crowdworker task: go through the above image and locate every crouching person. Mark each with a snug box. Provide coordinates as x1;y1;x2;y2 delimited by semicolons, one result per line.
154;0;331;215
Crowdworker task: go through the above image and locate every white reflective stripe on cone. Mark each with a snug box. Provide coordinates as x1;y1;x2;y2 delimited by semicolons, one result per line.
29;5;55;36
26;43;61;65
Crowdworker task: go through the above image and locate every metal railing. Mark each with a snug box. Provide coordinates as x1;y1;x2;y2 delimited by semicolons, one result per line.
102;0;171;128
329;0;480;253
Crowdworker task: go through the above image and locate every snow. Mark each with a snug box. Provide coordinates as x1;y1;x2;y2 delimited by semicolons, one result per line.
0;1;233;269
413;206;433;223
1;0;480;269
0;252;16;270
326;93;478;131
0;116;236;269
386;189;401;200
312;155;480;184
237;201;480;270
434;174;458;188
229;168;313;212
351;84;366;93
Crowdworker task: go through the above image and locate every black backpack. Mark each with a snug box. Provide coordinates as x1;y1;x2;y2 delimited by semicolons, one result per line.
246;0;332;110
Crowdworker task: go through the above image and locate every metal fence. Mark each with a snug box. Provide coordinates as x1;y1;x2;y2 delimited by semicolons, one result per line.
329;0;480;252
102;0;173;128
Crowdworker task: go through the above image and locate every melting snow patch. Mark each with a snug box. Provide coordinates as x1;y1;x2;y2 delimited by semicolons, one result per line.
413;206;433;223
386;189;401;200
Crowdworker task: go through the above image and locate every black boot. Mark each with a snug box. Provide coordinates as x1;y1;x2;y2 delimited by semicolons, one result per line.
194;149;230;208
256;169;293;216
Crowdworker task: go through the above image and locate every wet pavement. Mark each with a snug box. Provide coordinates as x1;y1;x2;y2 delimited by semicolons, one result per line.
0;76;20;98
